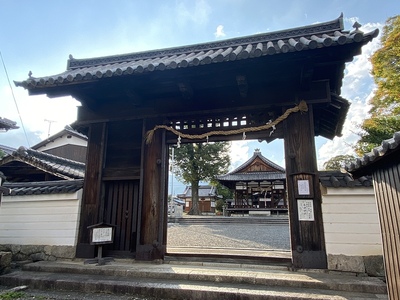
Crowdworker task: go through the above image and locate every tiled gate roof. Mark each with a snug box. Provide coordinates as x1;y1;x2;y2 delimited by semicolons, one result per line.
15;14;378;90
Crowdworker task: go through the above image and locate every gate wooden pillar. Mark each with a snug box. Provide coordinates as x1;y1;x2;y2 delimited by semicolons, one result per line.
136;120;168;260
283;103;327;269
76;122;107;258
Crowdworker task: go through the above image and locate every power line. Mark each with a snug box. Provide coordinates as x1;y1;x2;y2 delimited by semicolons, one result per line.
0;51;30;147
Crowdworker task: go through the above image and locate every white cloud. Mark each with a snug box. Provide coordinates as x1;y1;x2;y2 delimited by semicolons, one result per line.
0;85;80;147
175;0;211;26
214;25;226;38
229;140;250;170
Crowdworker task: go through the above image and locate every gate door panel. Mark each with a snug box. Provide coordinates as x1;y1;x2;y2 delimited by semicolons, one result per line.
103;180;139;257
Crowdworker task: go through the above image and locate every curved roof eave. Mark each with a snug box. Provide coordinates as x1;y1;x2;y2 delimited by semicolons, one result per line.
14;15;379;93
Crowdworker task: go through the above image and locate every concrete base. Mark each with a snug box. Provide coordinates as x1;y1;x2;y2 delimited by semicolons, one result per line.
249;210;271;216
0;251;11;275
328;254;385;277
0;244;76;262
292;250;327;269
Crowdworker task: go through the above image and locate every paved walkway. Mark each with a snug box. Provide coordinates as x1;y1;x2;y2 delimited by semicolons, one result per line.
166;217;291;258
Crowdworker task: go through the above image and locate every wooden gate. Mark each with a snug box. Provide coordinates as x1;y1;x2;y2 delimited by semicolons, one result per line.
102;180;139;257
16;15;379;265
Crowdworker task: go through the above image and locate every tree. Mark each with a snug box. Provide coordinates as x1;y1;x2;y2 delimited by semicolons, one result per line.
369;15;400;115
355;15;400;154
354;116;400;154
323;154;357;171
0;149;4;159
172;142;230;215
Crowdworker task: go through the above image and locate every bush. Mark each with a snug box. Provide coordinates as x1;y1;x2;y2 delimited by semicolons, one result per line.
215;199;225;212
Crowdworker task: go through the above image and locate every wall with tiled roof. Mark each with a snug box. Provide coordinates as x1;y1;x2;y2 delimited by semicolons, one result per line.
0;185;82;246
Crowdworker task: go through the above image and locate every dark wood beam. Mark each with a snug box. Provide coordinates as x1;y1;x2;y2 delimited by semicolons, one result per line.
236;75;248;98
177;82;193;100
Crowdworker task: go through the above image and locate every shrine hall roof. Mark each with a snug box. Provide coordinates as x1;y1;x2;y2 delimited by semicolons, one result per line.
217;172;286;182
217;150;285;182
229;150;285;174
15;14;379;90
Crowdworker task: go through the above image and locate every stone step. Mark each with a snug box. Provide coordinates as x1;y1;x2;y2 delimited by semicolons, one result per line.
0;260;387;299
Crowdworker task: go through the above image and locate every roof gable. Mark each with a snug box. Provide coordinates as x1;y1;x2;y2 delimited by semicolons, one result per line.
229;150;285;175
32;125;87;150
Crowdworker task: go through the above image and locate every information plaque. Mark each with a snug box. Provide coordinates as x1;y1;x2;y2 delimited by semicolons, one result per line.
92;227;113;244
297;199;314;221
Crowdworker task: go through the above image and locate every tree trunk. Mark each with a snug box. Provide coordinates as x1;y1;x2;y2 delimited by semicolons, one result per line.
188;181;201;215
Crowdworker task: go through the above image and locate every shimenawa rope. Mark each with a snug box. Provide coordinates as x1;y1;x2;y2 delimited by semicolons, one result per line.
145;100;308;144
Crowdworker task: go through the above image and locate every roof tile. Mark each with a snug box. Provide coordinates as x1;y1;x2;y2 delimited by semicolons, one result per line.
3;179;83;196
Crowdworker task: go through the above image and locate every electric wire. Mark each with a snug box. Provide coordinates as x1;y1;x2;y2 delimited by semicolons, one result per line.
0;51;30;147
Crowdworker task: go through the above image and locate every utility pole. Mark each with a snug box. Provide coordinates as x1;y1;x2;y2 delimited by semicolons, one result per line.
44;119;56;138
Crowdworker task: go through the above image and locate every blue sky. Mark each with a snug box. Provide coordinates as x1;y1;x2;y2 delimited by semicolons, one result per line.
0;1;399;194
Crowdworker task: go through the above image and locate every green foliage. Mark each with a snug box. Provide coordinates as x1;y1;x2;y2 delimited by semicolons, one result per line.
369;15;400;115
323;154;357;170
173;142;230;185
0;291;26;299
0;149;5;159
354;116;400;155
355;15;400;154
214;182;233;200
215;199;225;212
173;142;230;214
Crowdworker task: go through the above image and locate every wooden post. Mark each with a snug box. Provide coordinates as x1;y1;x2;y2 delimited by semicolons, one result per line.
136;120;168;260
373;166;400;300
76;123;107;258
283;103;327;269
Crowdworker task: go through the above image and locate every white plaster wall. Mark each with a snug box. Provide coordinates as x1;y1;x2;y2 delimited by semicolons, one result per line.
0;190;82;246
321;186;383;256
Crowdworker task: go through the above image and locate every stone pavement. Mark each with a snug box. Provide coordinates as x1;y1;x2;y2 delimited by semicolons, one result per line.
167;217;291;252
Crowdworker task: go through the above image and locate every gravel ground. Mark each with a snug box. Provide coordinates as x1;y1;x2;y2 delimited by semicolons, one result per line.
167;223;290;251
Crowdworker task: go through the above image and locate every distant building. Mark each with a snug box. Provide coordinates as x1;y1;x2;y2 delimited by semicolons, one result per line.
177;185;218;213
32;125;87;163
217;149;287;213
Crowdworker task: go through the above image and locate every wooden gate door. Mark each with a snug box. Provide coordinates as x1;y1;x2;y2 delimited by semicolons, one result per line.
102;180;139;257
